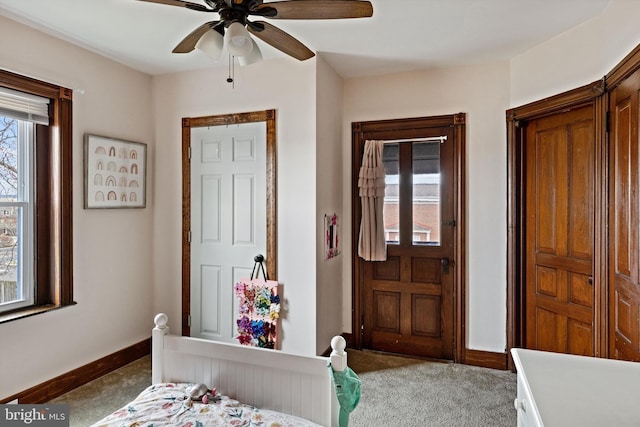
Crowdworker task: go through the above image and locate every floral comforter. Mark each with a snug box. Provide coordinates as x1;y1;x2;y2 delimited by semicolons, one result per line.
91;383;322;427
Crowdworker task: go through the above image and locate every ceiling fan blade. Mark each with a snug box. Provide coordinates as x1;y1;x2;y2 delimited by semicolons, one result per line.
256;0;373;19
248;21;314;61
137;0;212;12
172;21;220;53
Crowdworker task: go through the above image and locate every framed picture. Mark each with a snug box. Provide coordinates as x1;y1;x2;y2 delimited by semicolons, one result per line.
324;213;340;259
84;134;147;209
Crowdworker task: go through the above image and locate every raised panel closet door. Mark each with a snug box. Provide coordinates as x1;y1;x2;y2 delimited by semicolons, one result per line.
610;68;640;361
525;105;595;356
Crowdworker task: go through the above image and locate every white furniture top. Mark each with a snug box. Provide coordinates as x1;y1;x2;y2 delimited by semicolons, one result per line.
511;348;640;426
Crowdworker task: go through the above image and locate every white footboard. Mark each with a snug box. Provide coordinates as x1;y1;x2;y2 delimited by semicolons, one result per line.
152;313;346;427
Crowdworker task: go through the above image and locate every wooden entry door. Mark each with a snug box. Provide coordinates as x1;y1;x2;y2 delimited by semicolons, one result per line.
609;67;640;361
353;114;465;361
524;105;595;356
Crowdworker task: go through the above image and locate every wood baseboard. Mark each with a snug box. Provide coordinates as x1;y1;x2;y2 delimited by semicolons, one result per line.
333;333;508;370
463;348;508;370
1;338;150;404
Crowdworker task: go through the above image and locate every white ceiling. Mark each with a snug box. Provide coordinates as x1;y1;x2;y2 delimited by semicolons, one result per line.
0;0;611;78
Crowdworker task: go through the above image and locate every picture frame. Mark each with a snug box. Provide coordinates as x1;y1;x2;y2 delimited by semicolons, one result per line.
84;134;147;209
324;213;340;259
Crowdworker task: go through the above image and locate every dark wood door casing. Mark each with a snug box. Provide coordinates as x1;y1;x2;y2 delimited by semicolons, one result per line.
508;42;640;366
352;113;466;363
181;110;277;336
506;80;607;363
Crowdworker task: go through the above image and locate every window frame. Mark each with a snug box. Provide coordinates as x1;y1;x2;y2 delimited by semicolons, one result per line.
0;69;74;321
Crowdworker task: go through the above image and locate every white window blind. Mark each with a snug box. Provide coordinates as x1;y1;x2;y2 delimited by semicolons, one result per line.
0;86;49;125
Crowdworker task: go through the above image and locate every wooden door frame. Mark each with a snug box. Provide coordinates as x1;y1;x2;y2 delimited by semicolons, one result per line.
181;109;277;336
351;113;466;363
506;81;608;365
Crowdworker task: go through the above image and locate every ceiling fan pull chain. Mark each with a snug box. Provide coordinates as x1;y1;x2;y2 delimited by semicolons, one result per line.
227;52;235;88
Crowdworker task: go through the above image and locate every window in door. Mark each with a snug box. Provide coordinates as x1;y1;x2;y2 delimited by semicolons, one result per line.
383;139;442;246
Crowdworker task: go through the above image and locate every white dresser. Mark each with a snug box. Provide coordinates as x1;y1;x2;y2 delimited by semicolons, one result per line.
511;348;640;426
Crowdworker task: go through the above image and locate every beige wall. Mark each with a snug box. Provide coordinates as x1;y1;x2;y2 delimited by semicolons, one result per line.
315;55;344;354
339;0;640;354
4;0;640;401
510;0;640;106
0;15;154;399
151;58;321;356
343;61;511;352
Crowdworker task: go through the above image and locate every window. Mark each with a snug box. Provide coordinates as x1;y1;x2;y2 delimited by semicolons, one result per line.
0;69;73;320
383;139;443;246
0;116;34;311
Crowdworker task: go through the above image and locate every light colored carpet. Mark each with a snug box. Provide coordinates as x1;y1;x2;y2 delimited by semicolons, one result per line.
48;356;152;427
48;350;516;426
348;350;517;427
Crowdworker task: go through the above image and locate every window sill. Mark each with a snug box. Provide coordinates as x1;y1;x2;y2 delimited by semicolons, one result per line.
0;302;76;325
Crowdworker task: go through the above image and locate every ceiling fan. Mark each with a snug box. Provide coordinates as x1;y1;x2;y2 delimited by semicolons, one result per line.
137;0;374;64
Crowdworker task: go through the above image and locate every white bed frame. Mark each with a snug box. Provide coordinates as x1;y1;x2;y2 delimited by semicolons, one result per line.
152;313;347;427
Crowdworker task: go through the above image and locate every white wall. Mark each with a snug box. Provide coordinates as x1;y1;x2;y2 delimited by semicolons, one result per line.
511;0;640;106
151;58;320;356
0;16;154;399
315;55;344;354
342;61;511;352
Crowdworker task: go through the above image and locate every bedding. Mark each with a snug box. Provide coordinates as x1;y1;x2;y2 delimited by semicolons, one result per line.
91;383;323;427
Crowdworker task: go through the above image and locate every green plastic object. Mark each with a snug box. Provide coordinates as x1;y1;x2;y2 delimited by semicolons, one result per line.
329;365;361;427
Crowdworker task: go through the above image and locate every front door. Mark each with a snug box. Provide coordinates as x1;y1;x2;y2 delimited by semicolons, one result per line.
524;105;595;355
355;114;462;360
609;67;640;361
189;121;267;342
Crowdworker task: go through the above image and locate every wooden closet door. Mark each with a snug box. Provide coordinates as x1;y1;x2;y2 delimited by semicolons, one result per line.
609;67;640;361
525;105;595;356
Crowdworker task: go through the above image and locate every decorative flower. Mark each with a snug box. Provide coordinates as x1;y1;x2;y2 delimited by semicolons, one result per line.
263;321;276;337
239;302;251;314
237;316;251;332
244;288;256;304
251;320;264;337
237;333;252;345
269;304;280;320
234;282;245;295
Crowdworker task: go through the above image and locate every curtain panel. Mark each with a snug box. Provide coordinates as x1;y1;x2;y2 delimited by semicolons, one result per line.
357;140;386;261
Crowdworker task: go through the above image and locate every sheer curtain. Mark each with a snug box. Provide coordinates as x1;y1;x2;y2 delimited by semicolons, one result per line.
358;140;386;261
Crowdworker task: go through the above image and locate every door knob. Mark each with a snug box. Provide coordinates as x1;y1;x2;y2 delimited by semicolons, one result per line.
441;257;450;274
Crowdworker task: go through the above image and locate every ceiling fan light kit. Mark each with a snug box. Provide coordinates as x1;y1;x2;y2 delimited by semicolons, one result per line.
238;38;264;66
195;28;224;59
225;21;255;57
138;0;373;82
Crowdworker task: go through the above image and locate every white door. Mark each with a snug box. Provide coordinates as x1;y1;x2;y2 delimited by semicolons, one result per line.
190;121;267;342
